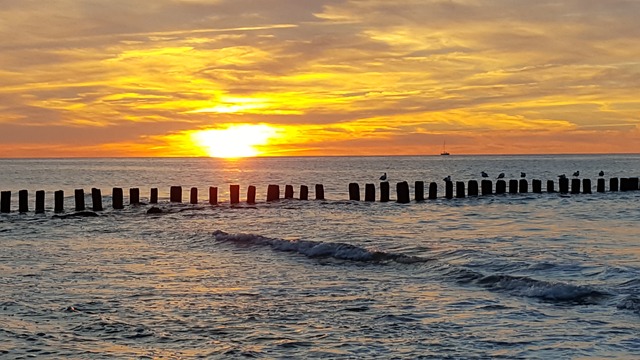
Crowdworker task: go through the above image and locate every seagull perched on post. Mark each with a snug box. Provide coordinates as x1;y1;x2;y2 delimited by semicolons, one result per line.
481;171;489;178
520;172;526;178
573;171;580;177
379;172;387;182
497;173;505;179
599;170;605;177
558;174;567;179
443;175;451;182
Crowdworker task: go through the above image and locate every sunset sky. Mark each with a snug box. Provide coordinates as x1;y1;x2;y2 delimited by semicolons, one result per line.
1;0;639;157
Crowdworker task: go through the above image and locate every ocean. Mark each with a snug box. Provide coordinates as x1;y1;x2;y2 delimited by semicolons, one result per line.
1;155;639;359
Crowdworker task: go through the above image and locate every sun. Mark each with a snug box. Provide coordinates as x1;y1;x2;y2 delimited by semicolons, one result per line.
190;124;277;158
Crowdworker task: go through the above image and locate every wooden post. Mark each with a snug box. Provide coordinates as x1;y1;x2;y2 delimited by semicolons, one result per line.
481;180;492;195
428;182;437;200
300;185;309;201
349;183;360;201
519;179;528;193
230;185;240;204
190;187;198;204
397;181;410;203
597;178;605;193
209;186;218;205
19;190;28;213
170;186;182;203
0;191;9;213
445;181;453;199
365;183;376;202
285;185;294;199
380;182;390;202
455;181;465;198
315;184;324;200
610;178;619;192
559;178;569;194
74;189;85;211
532;179;542;193
247;185;256;204
54;190;64;213
35;190;45;214
267;185;280;202
630;177;639;191
582;179;592;194
508;179;518;194
415;181;425;201
547;180;555;193
150;188;158;204
91;188;103;211
112;188;124;209
130;188;140;205
496;180;506;194
571;178;581;194
468;180;478;197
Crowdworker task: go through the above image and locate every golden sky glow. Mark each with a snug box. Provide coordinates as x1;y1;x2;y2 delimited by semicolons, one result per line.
0;0;639;157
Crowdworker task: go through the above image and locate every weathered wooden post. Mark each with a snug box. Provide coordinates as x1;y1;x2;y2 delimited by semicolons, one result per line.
532;179;542;193
365;183;376;202
190;187;198;204
468;180;478;197
547;180;555;193
445;181;453;199
150;188;158;204
267;184;280;202
91;188;103;211
300;185;309;201
380;182;390;202
35;190;45;214
209;186;218;205
0;191;10;213
481;180;492;195
230;185;240;204
285;185;294;199
18;190;28;213
315;184;324;200
428;182;437;200
54;190;64;213
597;178;605;193
508;179;518;194
397;181;410;203
620;178;629;191
74;189;85;211
349;183;360;201
559;177;569;194
130;188;140;205
496;180;506;194
582;179;592;194
519;179;528;193
571;178;581;194
630;177;639;191
610;178;619;192
170;186;182;203
415;181;425;201
247;185;256;204
112;187;124;209
455;181;465;198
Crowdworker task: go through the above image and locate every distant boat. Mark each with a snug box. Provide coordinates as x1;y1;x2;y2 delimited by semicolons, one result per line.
440;141;450;156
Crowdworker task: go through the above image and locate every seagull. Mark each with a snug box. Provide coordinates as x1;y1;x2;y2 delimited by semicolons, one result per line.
443;175;451;182
520;172;526;178
558;174;567;179
379;172;387;181
497;173;505;179
573;171;580;177
481;171;489;178
599;170;605;177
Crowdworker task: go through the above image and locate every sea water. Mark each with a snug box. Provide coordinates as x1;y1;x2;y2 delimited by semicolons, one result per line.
1;155;639;359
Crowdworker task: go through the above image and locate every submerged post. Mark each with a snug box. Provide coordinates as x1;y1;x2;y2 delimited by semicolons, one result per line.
285;185;294;199
455;181;465;198
130;188;140;205
113;187;124;209
468;180;478;197
0;191;9;213
532;179;542;193
74;189;85;211
300;185;309;201
481;180;492;195
445;181;453;199
315;184;324;200
428;182;437;200
496;180;506;194
190;187;198;204
349;183;360;201
54;190;64;213
559;177;569;194
247;185;256;204
597;178;605;193
415;181;425;201
547;180;555;193
230;185;240;204
380;182;390;202
91;188;103;211
519;179;528;193
170;186;182;203
18;190;28;213
35;190;45;214
365;183;376;202
582;179;592;194
610;178;619;192
150;188;158;204
209;186;218;205
571;178;581;194
267;184;280;202
397;181;410;203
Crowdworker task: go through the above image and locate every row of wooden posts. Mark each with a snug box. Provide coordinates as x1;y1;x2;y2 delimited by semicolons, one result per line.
0;184;325;214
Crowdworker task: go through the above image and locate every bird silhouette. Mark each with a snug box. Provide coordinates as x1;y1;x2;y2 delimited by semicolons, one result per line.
443;175;451;182
573;171;580;177
379;172;387;181
599;170;605;177
520;172;526;178
481;171;489;178
558;174;567;179
497;173;505;179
